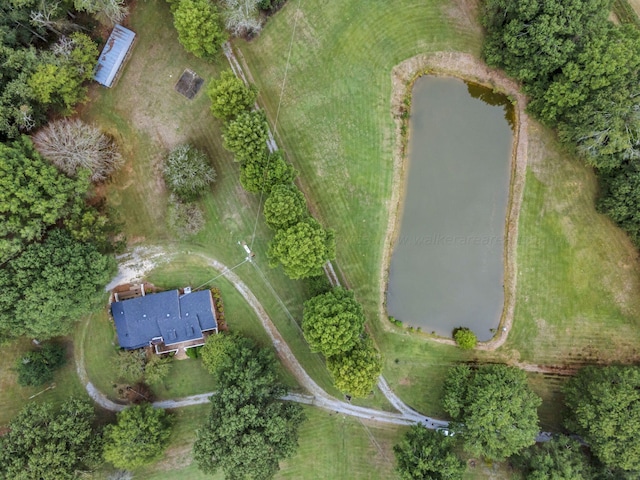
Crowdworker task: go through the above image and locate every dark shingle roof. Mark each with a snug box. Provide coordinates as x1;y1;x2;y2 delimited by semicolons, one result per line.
93;24;136;88
111;290;217;350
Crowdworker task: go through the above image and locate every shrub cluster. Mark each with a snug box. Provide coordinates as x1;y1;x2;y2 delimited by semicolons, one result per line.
302;287;381;398
15;343;66;387
114;349;173;385
453;327;477;350
163;144;214;236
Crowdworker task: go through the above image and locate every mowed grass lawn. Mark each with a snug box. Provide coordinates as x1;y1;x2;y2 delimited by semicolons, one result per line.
93;405;406;480
79;0;374;406
0;336;90;425
238;0;640;427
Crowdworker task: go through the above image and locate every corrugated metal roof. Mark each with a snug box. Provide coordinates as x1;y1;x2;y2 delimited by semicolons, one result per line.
111;289;218;350
93;24;136;88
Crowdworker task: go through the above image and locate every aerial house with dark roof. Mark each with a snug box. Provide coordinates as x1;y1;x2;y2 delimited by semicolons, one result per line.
111;288;218;354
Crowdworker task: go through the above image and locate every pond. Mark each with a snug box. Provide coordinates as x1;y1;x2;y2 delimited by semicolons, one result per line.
386;76;514;341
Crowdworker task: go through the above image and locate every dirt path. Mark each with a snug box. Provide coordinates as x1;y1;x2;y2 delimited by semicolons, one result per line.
382;52;529;351
82;247;557;443
76;50;561;438
85;247;445;427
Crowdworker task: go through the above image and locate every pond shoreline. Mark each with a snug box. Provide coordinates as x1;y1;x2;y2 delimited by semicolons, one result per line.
380;52;529;350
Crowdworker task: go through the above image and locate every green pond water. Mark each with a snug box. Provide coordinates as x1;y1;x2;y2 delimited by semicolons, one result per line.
386;76;514;341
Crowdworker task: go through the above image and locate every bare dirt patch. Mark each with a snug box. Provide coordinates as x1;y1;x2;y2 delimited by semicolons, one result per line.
380;52;530;352
174;69;204;99
628;0;640;16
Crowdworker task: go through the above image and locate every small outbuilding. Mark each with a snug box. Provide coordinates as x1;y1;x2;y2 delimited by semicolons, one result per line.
111;288;218;354
93;24;136;88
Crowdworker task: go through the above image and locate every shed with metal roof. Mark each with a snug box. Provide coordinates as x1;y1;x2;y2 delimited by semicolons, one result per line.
93;24;136;88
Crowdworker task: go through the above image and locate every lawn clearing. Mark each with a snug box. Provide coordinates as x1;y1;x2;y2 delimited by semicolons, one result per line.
79;0;397;410
0;336;88;425
503;123;640;367
236;0;640;431
109;405;406;480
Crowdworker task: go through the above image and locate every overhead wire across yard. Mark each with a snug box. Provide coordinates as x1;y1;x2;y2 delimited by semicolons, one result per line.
248;0;305;250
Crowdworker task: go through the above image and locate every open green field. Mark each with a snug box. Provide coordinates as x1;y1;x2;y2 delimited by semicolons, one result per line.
3;0;635;477
79;0;345;403
238;0;640;428
96;405;514;480
97;405;406;480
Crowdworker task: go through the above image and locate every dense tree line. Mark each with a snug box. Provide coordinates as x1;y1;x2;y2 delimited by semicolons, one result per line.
0;2;100;140
210;68;336;279
0;228;116;339
392;363;640;477
302;287;381;397
0;398;102;479
0;3;120;341
480;0;640;245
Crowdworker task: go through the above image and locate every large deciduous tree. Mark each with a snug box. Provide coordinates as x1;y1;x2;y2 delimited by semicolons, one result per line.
103;403;172;470
239;150;297;194
481;0;610;91
442;364;541;460
302;287;366;357
597;163;640;246
200;332;253;377
32;118;123;183
28;33;98;114
0;136;88;261
394;425;466;480
563;365;640;471
326;337;382;398
207;69;257;120
515;435;593;480
267;217;335;279
172;0;227;59
223;110;269;162
263;184;307;230
0;398;101;480
0;228;116;339
221;0;263;37
163;144;216;201
193;336;306;479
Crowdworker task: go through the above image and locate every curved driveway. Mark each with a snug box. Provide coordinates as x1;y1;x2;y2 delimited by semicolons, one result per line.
82;248;553;441
84;248;446;428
